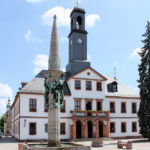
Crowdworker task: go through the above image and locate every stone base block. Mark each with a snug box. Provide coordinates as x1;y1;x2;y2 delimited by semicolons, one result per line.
22;143;91;150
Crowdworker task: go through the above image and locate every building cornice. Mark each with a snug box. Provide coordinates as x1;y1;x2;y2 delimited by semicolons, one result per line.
105;96;140;100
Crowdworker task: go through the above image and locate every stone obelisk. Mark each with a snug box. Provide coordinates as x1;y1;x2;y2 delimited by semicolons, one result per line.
45;15;64;147
48;15;60;70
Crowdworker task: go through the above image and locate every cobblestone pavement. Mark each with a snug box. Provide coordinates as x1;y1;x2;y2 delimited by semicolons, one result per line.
0;138;150;150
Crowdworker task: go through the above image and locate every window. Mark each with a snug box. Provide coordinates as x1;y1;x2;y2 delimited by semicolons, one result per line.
110;102;115;113
86;81;92;90
61;100;66;113
97;101;102;111
75;101;81;110
112;84;117;92
121;122;126;133
87;72;90;76
29;99;36;112
132;122;137;132
75;80;81;90
86;101;92;111
110;122;115;133
60;123;65;135
97;82;102;91
45;124;48;133
121;102;126;113
107;82;117;92
29;123;36;135
132;103;137;113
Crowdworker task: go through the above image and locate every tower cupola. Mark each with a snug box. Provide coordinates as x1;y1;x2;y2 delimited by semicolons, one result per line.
66;7;90;76
70;7;86;31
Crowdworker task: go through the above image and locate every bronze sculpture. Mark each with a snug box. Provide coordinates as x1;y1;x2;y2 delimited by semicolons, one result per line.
44;73;64;109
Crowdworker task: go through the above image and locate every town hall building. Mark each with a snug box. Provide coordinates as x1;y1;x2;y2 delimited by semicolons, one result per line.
10;6;141;141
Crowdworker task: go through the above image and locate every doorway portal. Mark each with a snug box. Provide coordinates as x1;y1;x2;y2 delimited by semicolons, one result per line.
76;121;82;138
88;121;93;138
99;121;103;137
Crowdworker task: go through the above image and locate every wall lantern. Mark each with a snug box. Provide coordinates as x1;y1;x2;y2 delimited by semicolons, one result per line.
24;119;27;127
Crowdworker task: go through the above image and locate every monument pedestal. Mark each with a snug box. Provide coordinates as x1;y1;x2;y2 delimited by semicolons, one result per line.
44;70;63;147
48;98;60;147
22;143;91;150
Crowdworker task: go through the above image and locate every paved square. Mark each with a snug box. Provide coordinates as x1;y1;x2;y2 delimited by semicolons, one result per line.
0;138;150;150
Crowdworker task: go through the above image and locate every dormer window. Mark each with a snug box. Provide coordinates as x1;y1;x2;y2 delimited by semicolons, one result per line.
107;81;118;92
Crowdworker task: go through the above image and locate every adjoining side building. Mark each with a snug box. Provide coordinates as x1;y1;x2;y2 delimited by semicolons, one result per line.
10;6;141;141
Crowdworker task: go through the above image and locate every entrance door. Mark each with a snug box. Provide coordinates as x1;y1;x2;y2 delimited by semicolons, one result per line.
99;121;103;137
88;121;93;138
76;121;82;138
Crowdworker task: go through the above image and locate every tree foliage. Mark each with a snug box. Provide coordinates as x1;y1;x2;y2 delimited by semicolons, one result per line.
0;113;6;133
138;21;150;139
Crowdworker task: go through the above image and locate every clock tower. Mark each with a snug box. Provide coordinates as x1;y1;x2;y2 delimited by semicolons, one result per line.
66;7;90;75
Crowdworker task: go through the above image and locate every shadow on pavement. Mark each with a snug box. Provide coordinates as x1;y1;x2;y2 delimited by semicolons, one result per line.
131;139;150;143
0;136;18;143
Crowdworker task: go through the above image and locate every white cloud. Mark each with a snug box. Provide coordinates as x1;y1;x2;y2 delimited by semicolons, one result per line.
25;30;31;41
129;48;142;60
85;14;101;27
33;54;66;74
42;7;71;27
26;0;45;3
33;54;48;74
25;30;42;42
60;36;68;43
42;6;100;27
0;83;13;116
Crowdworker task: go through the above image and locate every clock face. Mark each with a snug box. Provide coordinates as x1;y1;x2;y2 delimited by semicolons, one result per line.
77;38;82;44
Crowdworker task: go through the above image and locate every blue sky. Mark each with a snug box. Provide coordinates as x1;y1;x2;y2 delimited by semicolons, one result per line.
0;0;150;116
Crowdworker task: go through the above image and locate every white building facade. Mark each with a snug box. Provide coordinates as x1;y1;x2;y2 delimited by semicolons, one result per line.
11;6;141;141
11;67;140;141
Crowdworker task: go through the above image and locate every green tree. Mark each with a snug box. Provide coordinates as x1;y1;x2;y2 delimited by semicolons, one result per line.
0;113;6;133
138;21;150;139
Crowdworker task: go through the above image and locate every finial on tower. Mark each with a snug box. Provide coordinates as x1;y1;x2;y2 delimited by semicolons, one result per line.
114;67;117;80
76;0;79;7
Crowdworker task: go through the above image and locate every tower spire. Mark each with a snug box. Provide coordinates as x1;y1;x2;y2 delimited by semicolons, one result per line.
114;67;117;80
48;15;60;70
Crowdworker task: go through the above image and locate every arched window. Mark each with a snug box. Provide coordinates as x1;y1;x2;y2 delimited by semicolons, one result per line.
76;16;82;29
